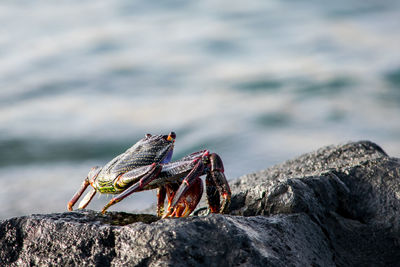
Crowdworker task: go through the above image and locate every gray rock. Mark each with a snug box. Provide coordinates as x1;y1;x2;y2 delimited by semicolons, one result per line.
1;141;399;266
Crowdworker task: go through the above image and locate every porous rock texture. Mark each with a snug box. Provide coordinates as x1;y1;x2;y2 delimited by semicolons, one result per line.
1;141;400;266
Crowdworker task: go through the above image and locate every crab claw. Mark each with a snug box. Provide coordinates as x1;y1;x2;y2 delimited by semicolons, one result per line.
163;159;204;218
163;178;203;218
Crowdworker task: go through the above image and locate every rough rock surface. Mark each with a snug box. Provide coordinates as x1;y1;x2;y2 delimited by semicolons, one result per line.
1;141;400;266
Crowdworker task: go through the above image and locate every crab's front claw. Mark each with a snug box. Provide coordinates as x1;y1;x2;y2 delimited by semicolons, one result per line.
163;178;203;218
163;159;205;218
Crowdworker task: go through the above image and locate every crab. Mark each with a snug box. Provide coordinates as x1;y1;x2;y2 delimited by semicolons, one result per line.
67;132;231;218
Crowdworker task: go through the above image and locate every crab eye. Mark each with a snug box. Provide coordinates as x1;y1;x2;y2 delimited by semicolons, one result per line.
166;132;176;142
145;133;152;138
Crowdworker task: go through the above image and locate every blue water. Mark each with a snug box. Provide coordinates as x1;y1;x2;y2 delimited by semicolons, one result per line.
1;0;400;219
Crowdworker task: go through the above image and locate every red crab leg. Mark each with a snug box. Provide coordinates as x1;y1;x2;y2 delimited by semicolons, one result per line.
207;153;231;214
101;163;162;214
67;177;90;211
205;175;220;213
157;186;167;217
77;188;97;210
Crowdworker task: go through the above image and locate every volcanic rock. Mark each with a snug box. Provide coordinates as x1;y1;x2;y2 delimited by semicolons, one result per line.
1;141;399;266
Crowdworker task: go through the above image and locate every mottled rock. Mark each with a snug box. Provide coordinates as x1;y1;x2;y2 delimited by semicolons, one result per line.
1;141;399;266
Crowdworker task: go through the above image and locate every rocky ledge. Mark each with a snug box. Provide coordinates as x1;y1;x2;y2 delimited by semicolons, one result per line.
1;141;400;266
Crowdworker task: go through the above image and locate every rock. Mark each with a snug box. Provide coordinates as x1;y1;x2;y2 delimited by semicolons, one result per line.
1;141;400;266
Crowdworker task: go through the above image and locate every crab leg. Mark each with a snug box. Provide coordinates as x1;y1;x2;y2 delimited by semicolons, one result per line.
101;163;162;214
205;175;220;213
207;153;231;214
78;188;97;209
157;186;167;217
67;177;90;211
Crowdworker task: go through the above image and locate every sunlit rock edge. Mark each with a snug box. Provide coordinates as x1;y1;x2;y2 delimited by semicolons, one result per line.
1;141;399;267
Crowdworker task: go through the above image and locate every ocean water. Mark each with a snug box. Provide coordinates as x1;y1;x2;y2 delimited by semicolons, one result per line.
1;0;400;219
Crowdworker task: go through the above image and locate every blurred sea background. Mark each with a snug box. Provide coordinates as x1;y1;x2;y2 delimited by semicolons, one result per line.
1;0;400;220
